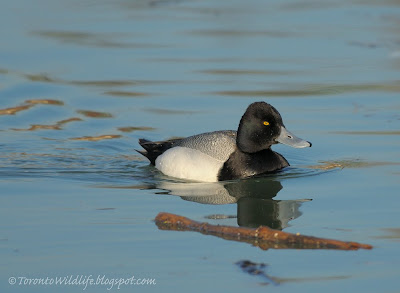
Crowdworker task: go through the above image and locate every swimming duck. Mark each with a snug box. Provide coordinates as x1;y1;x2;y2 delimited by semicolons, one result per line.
138;102;311;182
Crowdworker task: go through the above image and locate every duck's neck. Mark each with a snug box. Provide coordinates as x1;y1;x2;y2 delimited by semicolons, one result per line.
218;148;289;181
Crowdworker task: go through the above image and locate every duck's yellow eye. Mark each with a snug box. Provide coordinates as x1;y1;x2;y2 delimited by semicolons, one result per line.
263;121;270;126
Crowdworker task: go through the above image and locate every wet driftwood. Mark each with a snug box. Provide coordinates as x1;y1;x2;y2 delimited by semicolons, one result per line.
155;212;372;250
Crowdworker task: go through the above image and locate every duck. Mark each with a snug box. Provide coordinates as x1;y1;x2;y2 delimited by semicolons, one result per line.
137;101;311;182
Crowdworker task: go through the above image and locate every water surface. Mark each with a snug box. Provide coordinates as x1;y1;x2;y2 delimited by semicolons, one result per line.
1;0;400;292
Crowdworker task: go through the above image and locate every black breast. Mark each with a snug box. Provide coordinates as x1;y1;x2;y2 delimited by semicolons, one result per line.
218;148;289;181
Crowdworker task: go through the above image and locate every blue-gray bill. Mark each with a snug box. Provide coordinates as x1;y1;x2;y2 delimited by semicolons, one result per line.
275;126;312;148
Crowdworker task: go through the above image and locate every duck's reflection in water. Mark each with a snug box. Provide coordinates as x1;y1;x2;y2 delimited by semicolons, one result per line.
157;177;310;230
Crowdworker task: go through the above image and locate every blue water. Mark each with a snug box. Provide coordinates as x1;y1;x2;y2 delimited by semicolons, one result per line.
1;0;400;292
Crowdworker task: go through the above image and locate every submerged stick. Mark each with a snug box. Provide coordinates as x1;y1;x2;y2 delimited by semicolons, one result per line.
155;212;372;251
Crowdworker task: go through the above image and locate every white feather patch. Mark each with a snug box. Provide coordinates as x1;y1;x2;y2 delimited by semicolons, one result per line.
155;147;224;182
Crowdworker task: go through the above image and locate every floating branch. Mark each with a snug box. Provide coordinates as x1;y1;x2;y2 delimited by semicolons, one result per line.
155;212;372;251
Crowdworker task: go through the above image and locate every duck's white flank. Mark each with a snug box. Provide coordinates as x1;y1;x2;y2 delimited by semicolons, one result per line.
155;146;224;182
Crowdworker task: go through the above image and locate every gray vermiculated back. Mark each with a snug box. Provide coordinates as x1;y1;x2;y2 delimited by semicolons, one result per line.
176;130;237;162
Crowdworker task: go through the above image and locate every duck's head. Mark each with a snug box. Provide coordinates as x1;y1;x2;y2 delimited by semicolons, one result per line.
237;102;312;153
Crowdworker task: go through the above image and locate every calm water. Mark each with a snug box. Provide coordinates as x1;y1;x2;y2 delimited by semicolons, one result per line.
1;0;400;292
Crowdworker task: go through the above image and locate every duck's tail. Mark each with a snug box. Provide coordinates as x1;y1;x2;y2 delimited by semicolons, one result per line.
136;138;182;165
